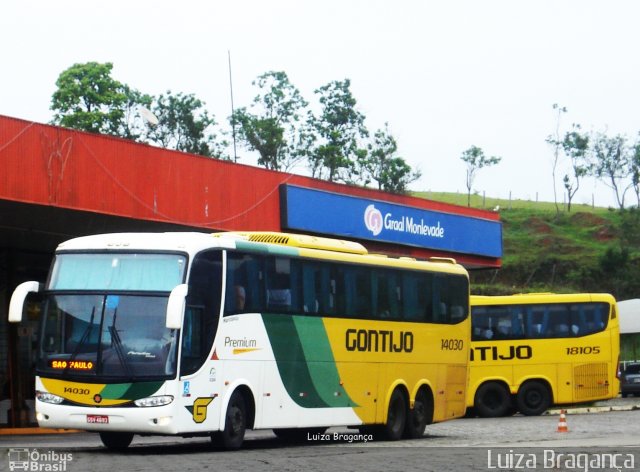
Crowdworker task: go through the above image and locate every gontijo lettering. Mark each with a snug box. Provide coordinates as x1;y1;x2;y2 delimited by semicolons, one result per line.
470;345;532;361
345;328;414;352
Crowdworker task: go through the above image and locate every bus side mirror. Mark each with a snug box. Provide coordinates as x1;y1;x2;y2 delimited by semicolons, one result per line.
9;281;41;323
166;284;189;330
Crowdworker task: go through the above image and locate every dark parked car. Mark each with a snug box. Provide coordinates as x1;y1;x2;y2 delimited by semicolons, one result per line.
621;363;640;397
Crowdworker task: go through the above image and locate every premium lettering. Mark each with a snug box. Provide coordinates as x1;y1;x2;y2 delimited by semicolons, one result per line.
224;337;257;348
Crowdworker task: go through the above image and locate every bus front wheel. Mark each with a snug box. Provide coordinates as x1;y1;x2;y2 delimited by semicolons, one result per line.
99;432;133;450
212;391;247;450
475;382;512;418
516;381;551;416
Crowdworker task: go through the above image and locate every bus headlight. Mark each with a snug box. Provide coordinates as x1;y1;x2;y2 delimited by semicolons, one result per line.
36;390;64;404
134;395;174;407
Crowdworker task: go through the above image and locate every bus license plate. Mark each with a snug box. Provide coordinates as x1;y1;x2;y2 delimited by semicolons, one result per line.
87;415;109;424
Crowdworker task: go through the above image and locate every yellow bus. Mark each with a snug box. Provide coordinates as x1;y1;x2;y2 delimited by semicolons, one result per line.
9;231;470;449
467;293;620;417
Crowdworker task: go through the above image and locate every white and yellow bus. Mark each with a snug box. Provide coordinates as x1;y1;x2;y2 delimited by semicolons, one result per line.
9;231;470;449
467;293;620;417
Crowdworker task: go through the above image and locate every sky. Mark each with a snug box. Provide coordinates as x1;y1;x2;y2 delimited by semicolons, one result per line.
2;0;640;208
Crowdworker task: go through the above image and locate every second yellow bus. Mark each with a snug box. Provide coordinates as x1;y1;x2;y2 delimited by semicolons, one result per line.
467;293;620;417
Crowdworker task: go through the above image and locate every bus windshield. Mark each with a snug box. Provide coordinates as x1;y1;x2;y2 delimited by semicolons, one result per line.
37;252;187;381
38;294;178;380
49;253;186;291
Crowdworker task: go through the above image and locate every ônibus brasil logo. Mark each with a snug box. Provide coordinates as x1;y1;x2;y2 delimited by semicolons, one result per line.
364;205;383;236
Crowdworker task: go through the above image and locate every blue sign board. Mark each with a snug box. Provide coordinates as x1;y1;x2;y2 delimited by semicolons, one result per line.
280;185;502;258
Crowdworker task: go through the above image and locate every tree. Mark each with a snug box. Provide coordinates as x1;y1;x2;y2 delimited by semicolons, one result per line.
145;91;228;159
590;132;631;210
118;84;154;141
304;79;368;183
630;137;640;208
50;62;138;136
232;71;307;171
361;124;421;193
561;124;590;212
546;104;568;213
460;145;501;207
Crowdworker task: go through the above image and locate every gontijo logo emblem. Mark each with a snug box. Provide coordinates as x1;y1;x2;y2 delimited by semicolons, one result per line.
364;205;383;236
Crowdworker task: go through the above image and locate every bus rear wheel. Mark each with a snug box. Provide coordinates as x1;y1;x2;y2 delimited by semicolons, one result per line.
475;382;512;418
382;389;407;440
516;381;551;416
404;389;432;439
212;391;246;450
99;432;134;450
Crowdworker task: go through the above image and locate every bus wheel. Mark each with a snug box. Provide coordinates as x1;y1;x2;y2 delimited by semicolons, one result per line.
516;381;550;416
382;389;407;440
475;382;512;418
99;432;133;450
212;391;247;450
404;389;432;439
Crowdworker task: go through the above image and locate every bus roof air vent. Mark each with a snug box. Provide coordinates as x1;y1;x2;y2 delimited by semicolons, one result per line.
246;233;291;246
215;232;368;255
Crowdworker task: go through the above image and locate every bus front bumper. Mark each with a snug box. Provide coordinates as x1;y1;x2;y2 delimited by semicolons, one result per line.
35;399;180;435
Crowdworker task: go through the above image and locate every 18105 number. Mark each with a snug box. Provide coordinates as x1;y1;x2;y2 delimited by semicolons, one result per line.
566;346;600;355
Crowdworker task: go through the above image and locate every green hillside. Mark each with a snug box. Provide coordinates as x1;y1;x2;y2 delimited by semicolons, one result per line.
415;192;640;299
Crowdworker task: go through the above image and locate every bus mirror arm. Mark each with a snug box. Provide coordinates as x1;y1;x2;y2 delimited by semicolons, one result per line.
166;284;189;330
9;281;41;323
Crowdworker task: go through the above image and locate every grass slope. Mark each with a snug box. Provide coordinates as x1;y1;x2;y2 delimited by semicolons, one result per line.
414;192;640;299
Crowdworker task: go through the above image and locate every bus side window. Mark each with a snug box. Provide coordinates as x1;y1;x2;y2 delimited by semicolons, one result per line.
301;263;319;314
375;270;400;319
183;250;222;376
267;271;291;311
401;273;421;321
329;266;346;316
353;267;371;318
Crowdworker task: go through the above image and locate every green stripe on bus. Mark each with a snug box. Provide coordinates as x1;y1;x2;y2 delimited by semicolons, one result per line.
293;316;357;407
101;381;163;400
235;240;299;257
262;313;329;408
122;381;164;399
262;314;356;408
100;383;131;399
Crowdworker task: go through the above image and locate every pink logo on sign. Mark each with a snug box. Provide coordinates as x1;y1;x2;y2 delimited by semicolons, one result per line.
364;204;383;236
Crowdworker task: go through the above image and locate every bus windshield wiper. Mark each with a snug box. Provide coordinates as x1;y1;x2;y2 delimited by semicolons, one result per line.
108;308;133;378
64;307;95;374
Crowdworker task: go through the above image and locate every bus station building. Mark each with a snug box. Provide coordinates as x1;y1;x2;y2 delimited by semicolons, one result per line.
0;114;502;428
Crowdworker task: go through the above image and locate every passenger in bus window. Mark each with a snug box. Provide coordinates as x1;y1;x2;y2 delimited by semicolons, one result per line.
495;318;512;339
267;274;291;310
450;305;465;323
235;285;246;311
553;323;569;337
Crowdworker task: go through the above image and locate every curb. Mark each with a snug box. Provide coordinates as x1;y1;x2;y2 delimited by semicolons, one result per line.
0;427;82;436
546;403;640;415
